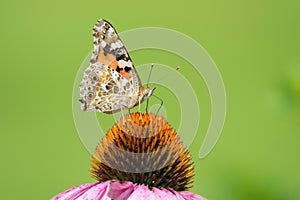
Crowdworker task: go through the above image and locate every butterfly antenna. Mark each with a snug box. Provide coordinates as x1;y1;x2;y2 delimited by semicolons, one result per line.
153;94;163;116
147;64;154;87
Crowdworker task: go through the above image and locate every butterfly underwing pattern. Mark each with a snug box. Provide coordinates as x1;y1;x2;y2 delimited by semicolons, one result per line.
79;19;155;114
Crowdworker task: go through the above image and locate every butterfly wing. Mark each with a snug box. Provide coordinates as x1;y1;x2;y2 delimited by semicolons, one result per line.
80;63;139;113
91;19;141;91
79;19;141;113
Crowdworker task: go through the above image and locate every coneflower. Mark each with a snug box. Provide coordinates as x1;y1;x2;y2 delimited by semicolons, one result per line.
52;113;206;200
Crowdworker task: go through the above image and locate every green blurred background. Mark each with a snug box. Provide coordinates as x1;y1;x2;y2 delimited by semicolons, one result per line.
1;0;300;199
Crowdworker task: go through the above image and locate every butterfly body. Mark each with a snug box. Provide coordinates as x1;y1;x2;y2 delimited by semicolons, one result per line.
79;19;154;113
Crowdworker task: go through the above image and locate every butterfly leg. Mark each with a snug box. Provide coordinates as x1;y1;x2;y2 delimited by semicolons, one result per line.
138;96;142;113
120;107;125;118
137;96;145;122
146;98;149;113
120;104;130;116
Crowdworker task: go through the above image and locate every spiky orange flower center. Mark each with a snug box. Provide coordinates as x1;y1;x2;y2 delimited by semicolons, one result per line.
90;112;194;191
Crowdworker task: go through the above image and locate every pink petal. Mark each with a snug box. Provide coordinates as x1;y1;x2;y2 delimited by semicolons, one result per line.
107;181;134;200
179;191;207;200
152;187;178;199
51;182;109;200
127;185;156;200
169;188;207;200
170;190;186;200
76;182;111;200
52;181;206;200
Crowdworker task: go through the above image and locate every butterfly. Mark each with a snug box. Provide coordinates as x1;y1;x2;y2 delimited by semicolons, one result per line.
79;19;155;114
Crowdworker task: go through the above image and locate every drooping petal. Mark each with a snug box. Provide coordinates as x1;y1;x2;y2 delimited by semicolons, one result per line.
75;182;110;200
127;185;156;200
107;181;134;200
51;182;109;200
127;185;206;200
169;188;207;200
179;191;207;200
152;187;178;199
52;181;206;200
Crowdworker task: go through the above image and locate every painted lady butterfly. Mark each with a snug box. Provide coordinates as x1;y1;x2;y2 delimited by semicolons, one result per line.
79;19;155;114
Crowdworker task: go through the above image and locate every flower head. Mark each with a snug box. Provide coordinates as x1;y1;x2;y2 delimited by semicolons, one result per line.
90;112;194;191
52;113;206;200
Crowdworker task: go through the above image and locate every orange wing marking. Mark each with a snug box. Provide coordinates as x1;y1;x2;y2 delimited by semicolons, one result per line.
97;47;132;80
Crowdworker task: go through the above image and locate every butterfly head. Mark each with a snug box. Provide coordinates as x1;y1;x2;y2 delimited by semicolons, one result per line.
140;86;156;101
